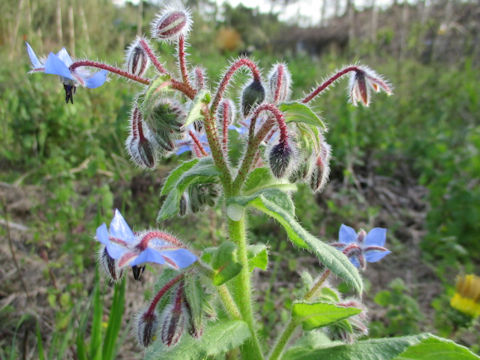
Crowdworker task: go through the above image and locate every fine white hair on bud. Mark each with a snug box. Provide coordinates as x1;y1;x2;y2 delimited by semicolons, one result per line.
348;65;392;107
126;106;157;169
160;303;187;347
136;310;159;348
217;99;236;127
309;137;331;192
98;245;124;282
267;63;292;103
151;5;192;41
125;37;150;77
269;139;295;178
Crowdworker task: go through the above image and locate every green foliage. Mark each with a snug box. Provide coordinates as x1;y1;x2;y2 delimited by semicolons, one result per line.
157;157;220;220
143;320;251;360
247;244;268;271
202;241;243;285
278;102;327;130
292;302;362;331
284;334;480;360
371;278;423;337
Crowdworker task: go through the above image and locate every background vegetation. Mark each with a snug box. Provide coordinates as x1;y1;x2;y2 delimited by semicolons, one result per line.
0;0;479;358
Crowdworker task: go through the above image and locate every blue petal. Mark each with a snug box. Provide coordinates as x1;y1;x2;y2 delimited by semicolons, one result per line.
349;256;360;268
95;223;109;245
44;53;74;80
365;250;391;263
131;248;166;266
26;42;42;69
161;248;197;269
176;145;191;155
109;209;136;244
339;224;357;244
84;70;108;89
106;241;129;259
56;48;73;67
365;228;387;247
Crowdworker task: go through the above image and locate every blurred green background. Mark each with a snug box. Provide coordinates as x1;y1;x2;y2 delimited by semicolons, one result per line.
1;0;479;358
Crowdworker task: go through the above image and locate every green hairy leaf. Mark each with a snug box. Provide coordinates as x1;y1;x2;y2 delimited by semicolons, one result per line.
183;89;211;128
142;74;173;109
292;302;362;330
283;334;480;360
202;242;243;285
247;193;363;294
144;320;251;360
160;159;199;196
278;102;327;130
157;157;220;221
247;244;268;271
244;167;297;196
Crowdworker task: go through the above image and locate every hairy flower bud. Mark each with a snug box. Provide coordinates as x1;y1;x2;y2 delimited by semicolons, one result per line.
145;98;186;153
126;38;150;77
136;311;159;348
179;193;188;217
160;287;187;347
268;63;291;103
152;9;191;41
241;79;265;117
309;139;331;192
269;140;293;178
126;107;156;168
98;246;124;282
188;183;220;213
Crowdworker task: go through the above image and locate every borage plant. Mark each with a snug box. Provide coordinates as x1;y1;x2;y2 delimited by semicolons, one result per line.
27;3;480;360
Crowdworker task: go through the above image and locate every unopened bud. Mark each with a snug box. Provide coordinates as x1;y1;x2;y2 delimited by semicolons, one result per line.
126;107;157;168
241;79;265;117
99;246;124;282
160;296;187;346
136;311;159;348
132;265;146;281
309;140;331;192
179;193;188;217
152;9;190;41
269;140;293;178
188;183;220;213
268;63;291;103
126;38;150;77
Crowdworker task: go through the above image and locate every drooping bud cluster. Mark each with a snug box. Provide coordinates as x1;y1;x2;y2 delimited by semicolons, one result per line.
125;38;150;77
152;7;191;41
309;137;331;193
187;183;220;213
267;63;291;104
136;311;159;348
126;106;157;169
269;139;293;178
241;79;265;117
144;97;186;154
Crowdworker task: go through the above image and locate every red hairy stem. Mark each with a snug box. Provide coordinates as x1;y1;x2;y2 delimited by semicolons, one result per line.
222;102;230;156
274;64;284;103
192;144;202;158
211;58;262;115
248;104;288;143
178;35;192;89
171;79;196;99
69;60;150;85
138;38;167;74
233;118;276;190
146;273;184;315
194;67;204;89
189;130;208;157
302;65;362;104
137;231;185;251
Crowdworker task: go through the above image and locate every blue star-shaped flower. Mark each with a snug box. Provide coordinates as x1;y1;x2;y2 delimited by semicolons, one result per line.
95;209;197;270
331;224;391;269
26;42;107;103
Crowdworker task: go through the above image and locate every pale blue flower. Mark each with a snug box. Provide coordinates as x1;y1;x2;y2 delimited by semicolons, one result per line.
332;224;390;269
26;42;107;103
95;209;197;270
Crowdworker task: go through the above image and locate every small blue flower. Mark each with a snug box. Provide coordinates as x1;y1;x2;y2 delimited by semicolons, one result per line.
26;42;107;103
331;224;390;269
175;126;211;156
95;209;197;270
